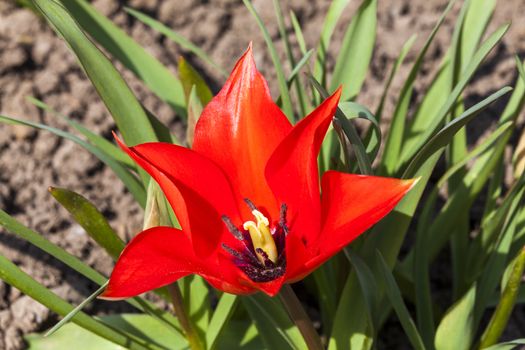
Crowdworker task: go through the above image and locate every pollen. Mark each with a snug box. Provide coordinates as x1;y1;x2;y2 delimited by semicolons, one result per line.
243;209;278;264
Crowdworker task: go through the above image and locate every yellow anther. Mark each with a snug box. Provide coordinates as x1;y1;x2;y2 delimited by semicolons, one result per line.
243;210;278;264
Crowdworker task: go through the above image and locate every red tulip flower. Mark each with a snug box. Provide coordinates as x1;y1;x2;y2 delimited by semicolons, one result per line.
101;46;415;299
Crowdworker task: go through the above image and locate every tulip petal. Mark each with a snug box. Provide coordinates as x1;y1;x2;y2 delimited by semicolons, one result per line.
192;46;292;218
266;88;342;244
305;171;416;271
101;227;199;299
116;136;241;257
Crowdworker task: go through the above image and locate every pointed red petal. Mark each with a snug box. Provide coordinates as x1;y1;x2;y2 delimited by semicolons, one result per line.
192;46;292;218
266;88;342;244
115;136;241;257
305;171;416;271
101;227;198;299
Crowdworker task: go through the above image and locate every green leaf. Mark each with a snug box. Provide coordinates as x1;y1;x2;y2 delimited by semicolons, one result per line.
412;121;513;347
49;187;125;260
376;252;426;350
402;86;512;178
45;282;109;337
313;0;351;85
179;275;211;340
0;208;105;284
27;314;188;350
339;101;382;164
178;57;213;105
272;0;309;116
186;85;204;147
401;23;510;164
125;7;227;78
0;206;180;332
0;255;152;350
26;96;134;168
482;339;525;350
344;249;380;340
206;293;238;350
380;0;455;175
289;11;307;55
33;0;158;148
374;33;417;121
401;59;525;272
434;285;477;350
310;77;373;174
330;0;377;101
480;246;525;348
215;321;263;350
59;0;186;116
0;114;146;207
242;0;294;121
244;294;307;350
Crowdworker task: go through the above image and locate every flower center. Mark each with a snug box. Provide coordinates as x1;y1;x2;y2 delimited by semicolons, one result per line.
221;200;288;283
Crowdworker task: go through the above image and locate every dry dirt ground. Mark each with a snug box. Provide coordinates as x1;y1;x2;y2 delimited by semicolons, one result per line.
1;0;525;349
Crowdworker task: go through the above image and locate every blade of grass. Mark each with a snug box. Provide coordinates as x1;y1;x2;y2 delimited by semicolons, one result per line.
400;23;510;165
380;0;455;175
178;57;213;105
480;246;525;348
344;249;380;342
49;187;125;260
330;0;377;101
310;76;373;174
313;0;351;85
401;58;525;272
26;96;134;168
0;114;146;207
374;33;417;121
289;11;307;55
243;0;294;121
402;86;512;178
376;251;426;350
434;284;477;350
60;0;187;115
33;0;158;147
0;206;182;334
206;294;238;350
45;281;109;337
272;0;308;116
244;294;307;350
0;255;153;350
125;7;227;78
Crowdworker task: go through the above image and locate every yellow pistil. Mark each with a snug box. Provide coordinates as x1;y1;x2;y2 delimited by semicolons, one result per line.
243;209;278;264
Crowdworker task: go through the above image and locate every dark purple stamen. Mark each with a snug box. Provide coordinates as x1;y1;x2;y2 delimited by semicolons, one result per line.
243;198;257;211
221;215;244;240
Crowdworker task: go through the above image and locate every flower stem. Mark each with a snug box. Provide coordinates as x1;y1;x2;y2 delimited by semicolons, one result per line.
279;284;324;350
167;283;205;350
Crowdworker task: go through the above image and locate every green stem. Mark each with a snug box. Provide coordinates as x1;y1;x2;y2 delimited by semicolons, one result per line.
279;284;324;350
167;283;205;350
479;246;525;349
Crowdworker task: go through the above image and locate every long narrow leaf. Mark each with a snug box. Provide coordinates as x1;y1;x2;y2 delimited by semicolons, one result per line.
60;0;187;115
376;252;426;350
33;0;158;146
0;255;152;350
206;294;238;350
125;7;227;77
49;187;125;260
242;0;294;120
380;0;455;175
330;0;377;101
0;115;146;207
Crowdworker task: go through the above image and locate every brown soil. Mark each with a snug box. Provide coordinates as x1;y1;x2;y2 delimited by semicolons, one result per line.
1;0;525;349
